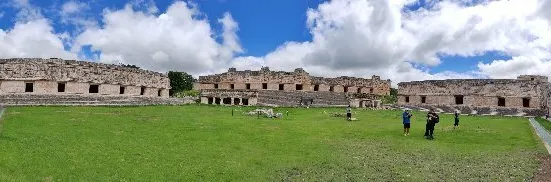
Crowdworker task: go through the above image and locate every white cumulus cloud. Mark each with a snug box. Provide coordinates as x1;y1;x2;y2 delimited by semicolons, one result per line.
61;1;88;15
3;0;551;87
74;1;242;75
229;0;551;86
0;19;77;59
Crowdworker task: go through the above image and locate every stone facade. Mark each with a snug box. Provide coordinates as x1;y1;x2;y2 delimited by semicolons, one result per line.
0;58;172;105
196;67;391;107
397;75;550;116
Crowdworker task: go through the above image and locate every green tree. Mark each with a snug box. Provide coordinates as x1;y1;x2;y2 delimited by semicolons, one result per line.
382;88;398;104
168;71;195;96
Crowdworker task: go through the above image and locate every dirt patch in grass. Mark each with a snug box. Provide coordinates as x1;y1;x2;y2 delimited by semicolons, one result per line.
534;155;551;182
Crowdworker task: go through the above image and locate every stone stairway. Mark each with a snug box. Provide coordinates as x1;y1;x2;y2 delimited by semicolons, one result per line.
0;94;195;106
256;90;349;107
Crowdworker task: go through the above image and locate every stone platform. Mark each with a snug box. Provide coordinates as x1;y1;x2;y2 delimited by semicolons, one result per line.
0;94;196;106
393;104;545;117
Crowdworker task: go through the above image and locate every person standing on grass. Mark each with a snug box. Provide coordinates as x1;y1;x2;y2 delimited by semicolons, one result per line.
402;109;412;136
453;110;460;129
424;109;439;140
346;105;352;121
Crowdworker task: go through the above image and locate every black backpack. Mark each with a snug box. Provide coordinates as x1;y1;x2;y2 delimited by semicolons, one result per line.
428;113;439;124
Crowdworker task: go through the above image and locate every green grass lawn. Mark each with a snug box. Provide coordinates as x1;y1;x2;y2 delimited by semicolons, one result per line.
0;105;546;181
535;117;551;133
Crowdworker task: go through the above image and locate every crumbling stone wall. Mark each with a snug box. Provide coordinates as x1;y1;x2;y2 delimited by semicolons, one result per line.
197;67;391;95
196;67;391;107
398;75;549;112
0;58;170;98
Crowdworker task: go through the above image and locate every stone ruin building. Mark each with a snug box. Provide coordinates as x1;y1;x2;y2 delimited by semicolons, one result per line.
397;75;550;116
0;58;187;105
195;67;391;108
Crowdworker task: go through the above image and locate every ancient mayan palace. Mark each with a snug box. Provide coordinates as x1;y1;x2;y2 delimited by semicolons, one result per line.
194;67;392;107
397;75;550;116
0;58;188;106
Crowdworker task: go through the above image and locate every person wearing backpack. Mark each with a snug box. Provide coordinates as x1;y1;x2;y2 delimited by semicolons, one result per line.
424;109;439;140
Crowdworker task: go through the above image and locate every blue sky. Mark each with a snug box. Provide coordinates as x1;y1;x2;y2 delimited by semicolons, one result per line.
0;0;549;85
0;0;324;56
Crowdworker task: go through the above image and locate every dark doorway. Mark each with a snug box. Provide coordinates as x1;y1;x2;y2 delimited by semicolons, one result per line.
523;98;530;107
158;89;162;97
242;98;249;105
421;96;426;104
208;97;213;104
370;88;374;93
89;85;99;93
329;86;334;92
262;83;268;89
58;83;66;92
279;84;284;90
455;95;464;105
357;87;362;93
246;84;251;90
296;84;303;90
314;85;319;91
234;98;240;105
214;84;218;89
223;98;231;104
25;82;33;92
120;86;125;94
498;97;505;107
405;96;409;103
140;87;145;95
344;87;348;92
230;84;235;89
215;98;221;105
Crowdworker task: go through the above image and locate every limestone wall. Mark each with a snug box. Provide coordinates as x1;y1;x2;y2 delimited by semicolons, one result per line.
0;58;170;98
397;75;549;110
196;67;391;95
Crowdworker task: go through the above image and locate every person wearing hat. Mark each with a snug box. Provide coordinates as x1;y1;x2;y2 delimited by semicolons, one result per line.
402;109;413;136
424;109;439;140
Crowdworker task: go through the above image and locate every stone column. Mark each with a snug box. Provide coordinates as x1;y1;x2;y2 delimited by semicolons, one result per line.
230;98;234;105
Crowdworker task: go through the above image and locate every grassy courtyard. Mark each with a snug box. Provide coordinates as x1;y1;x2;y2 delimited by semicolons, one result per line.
0;105;546;181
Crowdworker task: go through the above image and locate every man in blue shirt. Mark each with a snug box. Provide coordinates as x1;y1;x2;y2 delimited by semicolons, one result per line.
403;109;412;136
